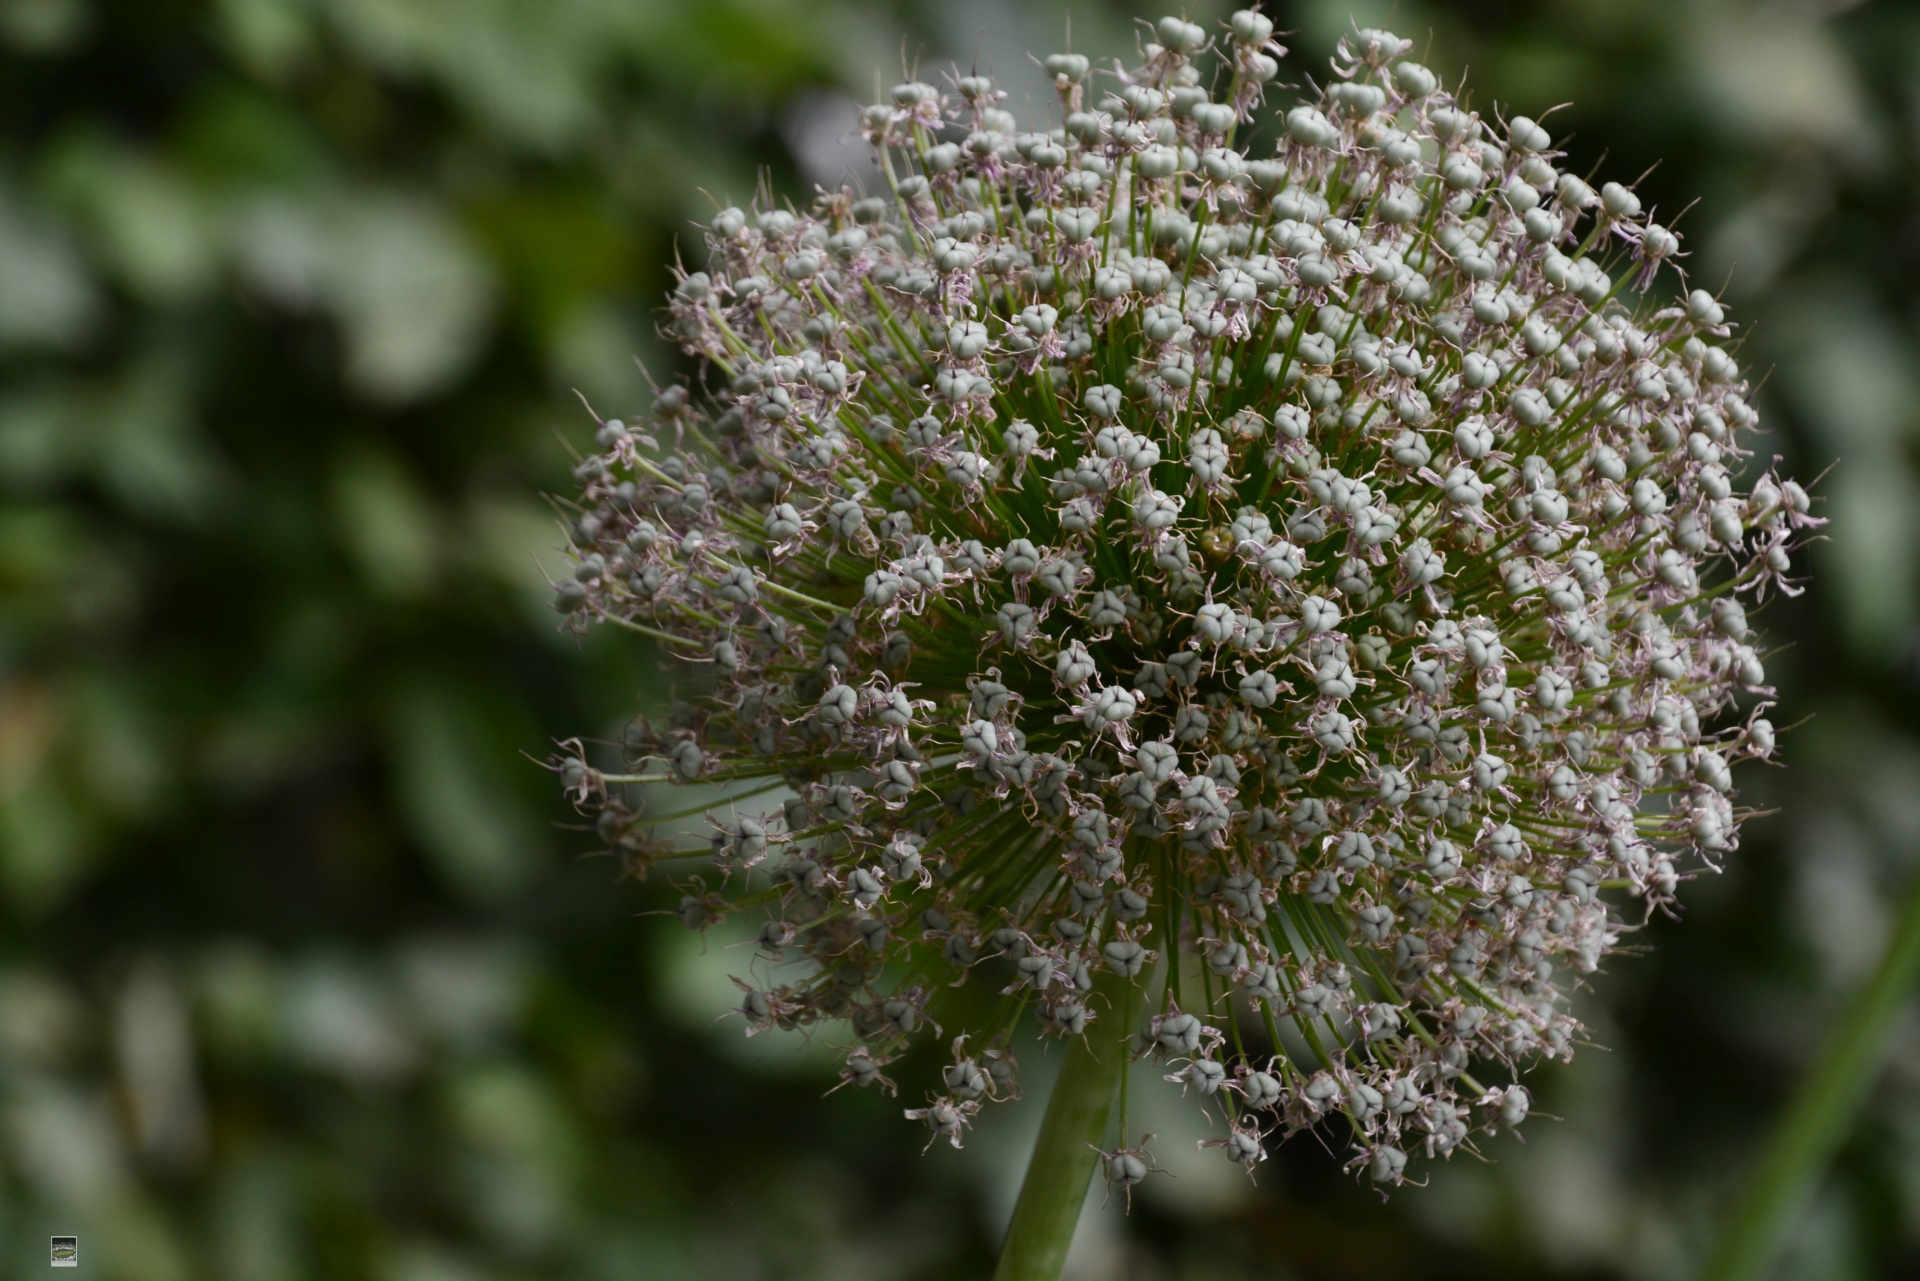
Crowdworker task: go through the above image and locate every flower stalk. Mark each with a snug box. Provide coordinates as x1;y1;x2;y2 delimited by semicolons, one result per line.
994;967;1137;1281
1703;863;1920;1281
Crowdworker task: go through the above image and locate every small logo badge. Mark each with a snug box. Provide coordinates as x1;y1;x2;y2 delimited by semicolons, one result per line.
51;1236;77;1267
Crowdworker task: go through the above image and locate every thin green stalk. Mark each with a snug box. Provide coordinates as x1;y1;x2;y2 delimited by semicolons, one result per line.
1702;866;1920;1281
993;968;1136;1281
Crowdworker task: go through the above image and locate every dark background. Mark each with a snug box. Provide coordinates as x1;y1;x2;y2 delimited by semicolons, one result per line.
2;1;1918;1277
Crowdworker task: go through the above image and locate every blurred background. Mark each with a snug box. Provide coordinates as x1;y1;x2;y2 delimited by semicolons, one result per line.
2;0;1918;1277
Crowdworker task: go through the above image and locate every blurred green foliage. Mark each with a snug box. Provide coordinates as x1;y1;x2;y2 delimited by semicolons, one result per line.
4;1;1920;1278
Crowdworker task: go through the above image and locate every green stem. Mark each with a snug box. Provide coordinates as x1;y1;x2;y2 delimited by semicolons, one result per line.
1702;866;1920;1281
992;969;1136;1281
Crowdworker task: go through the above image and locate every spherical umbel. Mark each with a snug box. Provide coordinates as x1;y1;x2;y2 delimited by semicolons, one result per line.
556;15;1815;1185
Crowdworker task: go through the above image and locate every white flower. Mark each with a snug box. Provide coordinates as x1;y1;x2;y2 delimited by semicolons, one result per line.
559;15;1816;1186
